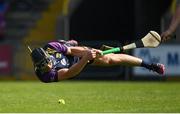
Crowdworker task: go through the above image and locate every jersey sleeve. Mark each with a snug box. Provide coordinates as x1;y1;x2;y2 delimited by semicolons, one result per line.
35;69;58;83
46;42;68;54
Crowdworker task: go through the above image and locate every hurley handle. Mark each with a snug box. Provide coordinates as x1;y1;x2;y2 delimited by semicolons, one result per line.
101;47;121;55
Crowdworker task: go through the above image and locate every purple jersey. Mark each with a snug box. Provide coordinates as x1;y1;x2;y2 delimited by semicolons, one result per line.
35;41;79;83
47;41;68;54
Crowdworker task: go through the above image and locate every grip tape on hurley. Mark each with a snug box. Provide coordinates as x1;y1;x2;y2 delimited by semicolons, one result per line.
101;47;121;55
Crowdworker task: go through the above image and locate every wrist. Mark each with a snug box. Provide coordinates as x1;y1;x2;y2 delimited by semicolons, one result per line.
81;56;90;62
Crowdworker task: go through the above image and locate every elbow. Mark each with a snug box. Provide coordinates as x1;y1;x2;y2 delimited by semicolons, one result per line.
66;47;72;55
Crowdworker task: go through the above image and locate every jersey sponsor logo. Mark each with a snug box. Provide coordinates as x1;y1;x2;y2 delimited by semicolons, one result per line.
56;53;61;58
46;48;57;54
61;58;67;66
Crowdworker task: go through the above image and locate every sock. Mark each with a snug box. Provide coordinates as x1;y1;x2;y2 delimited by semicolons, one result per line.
141;60;152;70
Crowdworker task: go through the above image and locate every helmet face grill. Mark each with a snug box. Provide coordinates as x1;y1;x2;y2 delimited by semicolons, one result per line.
31;48;50;67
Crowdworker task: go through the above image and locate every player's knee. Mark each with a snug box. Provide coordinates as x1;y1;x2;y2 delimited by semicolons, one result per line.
108;57;123;65
105;57;115;65
108;59;116;65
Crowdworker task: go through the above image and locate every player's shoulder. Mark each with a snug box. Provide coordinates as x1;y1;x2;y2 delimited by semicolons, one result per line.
43;41;62;50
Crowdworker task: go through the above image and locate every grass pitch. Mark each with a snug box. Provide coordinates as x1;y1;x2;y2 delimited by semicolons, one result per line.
0;81;180;113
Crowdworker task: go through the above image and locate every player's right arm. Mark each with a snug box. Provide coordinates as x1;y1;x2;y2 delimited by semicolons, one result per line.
66;46;91;57
57;49;97;80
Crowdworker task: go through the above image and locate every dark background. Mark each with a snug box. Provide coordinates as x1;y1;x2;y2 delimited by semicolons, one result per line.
70;0;171;44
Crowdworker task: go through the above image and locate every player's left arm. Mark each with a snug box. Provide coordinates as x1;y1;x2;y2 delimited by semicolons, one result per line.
58;49;98;80
57;57;89;80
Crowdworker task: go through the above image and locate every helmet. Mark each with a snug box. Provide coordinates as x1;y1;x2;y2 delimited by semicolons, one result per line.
30;47;50;67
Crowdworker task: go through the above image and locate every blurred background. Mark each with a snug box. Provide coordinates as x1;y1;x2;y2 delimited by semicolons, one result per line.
0;0;179;81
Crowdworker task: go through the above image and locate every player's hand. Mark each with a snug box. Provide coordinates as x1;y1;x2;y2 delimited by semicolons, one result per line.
94;49;102;57
83;49;97;60
161;30;172;42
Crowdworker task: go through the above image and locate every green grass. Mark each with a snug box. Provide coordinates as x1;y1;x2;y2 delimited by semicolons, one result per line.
0;81;180;113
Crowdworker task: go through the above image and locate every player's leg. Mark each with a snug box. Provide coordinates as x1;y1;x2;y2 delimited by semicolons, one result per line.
93;53;142;66
92;53;165;75
58;39;78;46
66;40;78;46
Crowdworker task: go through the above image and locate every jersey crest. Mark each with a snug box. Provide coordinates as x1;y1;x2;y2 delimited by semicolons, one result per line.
45;48;70;70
